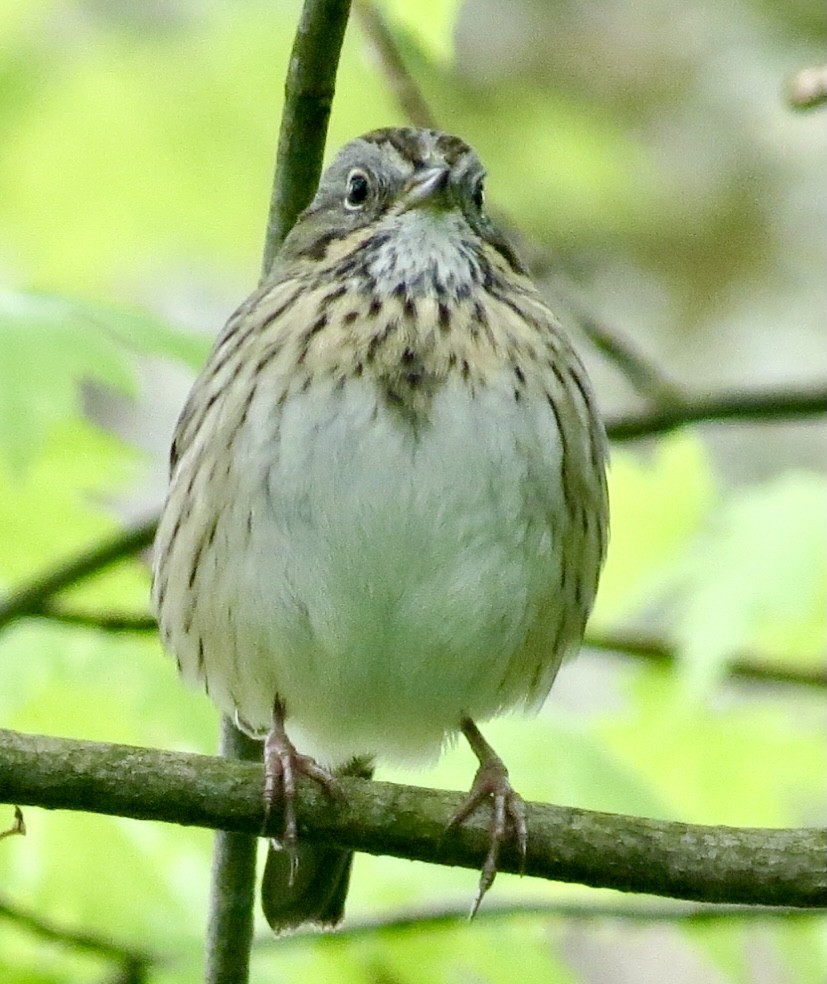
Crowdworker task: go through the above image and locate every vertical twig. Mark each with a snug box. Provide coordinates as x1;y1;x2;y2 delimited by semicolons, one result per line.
208;2;353;981
261;0;353;281
205;720;261;984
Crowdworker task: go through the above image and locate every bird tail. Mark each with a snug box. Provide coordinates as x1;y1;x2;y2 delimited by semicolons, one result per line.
261;757;373;933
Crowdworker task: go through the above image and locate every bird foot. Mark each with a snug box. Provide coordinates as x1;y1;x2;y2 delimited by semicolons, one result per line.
448;719;528;918
263;700;341;885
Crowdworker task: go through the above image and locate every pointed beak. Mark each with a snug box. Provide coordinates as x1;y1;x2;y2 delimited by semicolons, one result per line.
399;165;451;211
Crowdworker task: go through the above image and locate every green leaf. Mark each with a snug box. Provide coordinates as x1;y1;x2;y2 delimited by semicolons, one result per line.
675;471;827;694
603;666;825;826
0;420;136;585
591;432;716;626
0;289;206;469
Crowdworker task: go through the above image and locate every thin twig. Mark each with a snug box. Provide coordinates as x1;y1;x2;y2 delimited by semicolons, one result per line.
604;385;827;440
258;899;823;945
260;0;353;280
33;605;158;633
30;603;827;692
1;729;825;909
585;632;827;691
205;720;261;984
353;0;437;128
0;518;157;633
0;805;25;840
0;892;155;973
547;275;685;405
214;2;353;978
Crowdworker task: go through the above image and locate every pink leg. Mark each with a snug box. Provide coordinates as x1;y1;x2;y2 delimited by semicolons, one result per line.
448;716;528;917
263;697;341;885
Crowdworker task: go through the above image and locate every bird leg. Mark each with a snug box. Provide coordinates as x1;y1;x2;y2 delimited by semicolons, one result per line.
448;716;528;918
263;697;341;886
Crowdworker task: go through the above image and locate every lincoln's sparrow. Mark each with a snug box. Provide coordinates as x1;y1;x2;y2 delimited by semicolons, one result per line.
152;127;608;932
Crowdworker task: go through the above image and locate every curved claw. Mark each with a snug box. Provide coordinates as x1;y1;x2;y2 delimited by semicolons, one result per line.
449;718;529;918
263;699;340;886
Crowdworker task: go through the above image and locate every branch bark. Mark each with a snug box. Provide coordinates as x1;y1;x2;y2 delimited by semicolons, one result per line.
1;729;824;910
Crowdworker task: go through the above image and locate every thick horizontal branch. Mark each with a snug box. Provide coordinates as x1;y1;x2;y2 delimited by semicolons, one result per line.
1;729;824;909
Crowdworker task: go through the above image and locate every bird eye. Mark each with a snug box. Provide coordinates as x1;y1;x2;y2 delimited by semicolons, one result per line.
472;178;485;210
345;169;370;209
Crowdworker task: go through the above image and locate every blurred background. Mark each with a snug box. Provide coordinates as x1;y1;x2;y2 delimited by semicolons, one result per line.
0;0;824;981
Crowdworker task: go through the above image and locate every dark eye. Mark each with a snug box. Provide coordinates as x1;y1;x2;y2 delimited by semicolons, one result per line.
472;178;485;210
345;168;370;209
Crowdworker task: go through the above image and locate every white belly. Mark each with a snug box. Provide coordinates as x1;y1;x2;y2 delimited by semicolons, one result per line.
171;371;570;766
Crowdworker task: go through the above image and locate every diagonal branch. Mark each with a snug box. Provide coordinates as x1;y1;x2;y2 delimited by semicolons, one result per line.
353;0;437;129
0;892;155;974
0;518;157;634
548;277;685;406
1;729;824;909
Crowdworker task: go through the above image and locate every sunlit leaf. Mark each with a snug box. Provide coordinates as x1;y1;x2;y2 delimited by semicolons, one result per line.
0;420;135;584
591;432;715;625
675;471;827;694
603;667;824;827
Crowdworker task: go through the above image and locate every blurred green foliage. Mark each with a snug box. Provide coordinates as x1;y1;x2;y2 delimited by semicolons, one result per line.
0;0;824;982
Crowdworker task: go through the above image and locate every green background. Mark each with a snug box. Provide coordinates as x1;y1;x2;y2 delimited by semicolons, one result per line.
0;0;824;981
